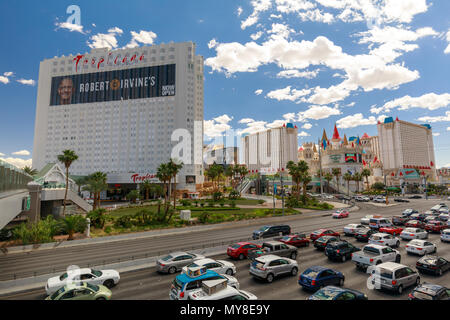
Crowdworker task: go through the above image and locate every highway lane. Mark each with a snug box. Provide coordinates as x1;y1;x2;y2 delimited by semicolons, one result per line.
2;228;449;300
0;199;445;281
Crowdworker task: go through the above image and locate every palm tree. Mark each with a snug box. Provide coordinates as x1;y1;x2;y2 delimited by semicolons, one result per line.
83;172;108;210
332;168;341;194
224;165;233;188
301;173;312;203
63;215;87;241
141;180;152;201
287;160;309;203
156;163;172;221
343;172;352;196
57;150;78;216
324;172;333;193
361;168;371;191
168;159;183;216
73;176;88;196
23;166;37;176
353;172;363;193
287;161;302;201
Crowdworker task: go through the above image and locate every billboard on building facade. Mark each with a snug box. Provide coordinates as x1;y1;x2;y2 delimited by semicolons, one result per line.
49;64;176;106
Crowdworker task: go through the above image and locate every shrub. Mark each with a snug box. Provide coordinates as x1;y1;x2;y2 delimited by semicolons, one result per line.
228;190;239;200
180;199;191;207
258;200;265;205
12;220;55;245
207;200;215;207
104;226;112;234
200;202;205;207
219;201;225;207
213;192;223;202
229;201;236;208
193;200;199;207
114;215;133;228
87;208;107;229
63;215;88;240
198;211;210;224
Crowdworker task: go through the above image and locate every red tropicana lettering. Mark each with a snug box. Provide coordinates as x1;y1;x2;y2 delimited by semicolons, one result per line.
139;54;144;61
114;56;119;64
91;58;96;65
122;56;127;64
97;58;104;69
130;54;136;62
73;55;84;72
84;58;89;65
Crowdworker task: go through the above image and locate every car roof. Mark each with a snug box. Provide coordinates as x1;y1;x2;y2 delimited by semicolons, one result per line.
306;265;330;272
255;254;285;262
365;244;386;250
191;258;216;265
236;241;254;246
263;241;284;245
377;262;405;270
168;251;188;257
176;270;221;284
415;283;445;294
373;233;390;237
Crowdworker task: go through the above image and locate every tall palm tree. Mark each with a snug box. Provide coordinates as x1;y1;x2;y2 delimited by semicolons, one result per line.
324;172;333;193
168;158;183;215
353;172;363;193
224;165;233;188
57;150;78;216
141;180;152;200
83;172;108;210
287;160;310;202
156;163;172;221
73;176;88;196
332;168;341;194
23;166;37;176
301;173;312;203
287;161;302;201
343;172;352;196
361;168;371;191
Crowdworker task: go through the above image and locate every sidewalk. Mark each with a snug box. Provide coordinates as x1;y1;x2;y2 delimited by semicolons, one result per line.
2;201;350;255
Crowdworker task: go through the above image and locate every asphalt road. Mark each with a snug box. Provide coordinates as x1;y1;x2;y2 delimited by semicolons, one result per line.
2;198;449;300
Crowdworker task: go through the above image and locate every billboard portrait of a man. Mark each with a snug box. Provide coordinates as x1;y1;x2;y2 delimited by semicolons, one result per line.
57;77;75;105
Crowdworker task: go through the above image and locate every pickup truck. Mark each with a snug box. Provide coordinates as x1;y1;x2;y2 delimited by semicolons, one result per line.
247;241;298;260
352;244;401;271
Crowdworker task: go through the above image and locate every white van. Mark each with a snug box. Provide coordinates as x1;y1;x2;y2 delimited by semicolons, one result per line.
369;217;392;230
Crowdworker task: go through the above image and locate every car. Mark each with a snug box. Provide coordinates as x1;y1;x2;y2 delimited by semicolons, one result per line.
325;241;361;262
400;227;429;240
45;268;120;295
247;241;298;260
404;219;425;229
45;282;112;300
249;254;298;283
379;226;403;236
310;229;340;242
402;209;418;217
416;256;449;276
394;197;410;203
373;197;386;203
352;244;401;270
343;224;366;236
369;262;420;294
410;213;427;221
406;240;437;256
441;229;450;242
424;216;437;224
408;195;422;199
252;224;291;240
355;228;377;242
182;258;236;276
187;279;258;300
277;233;310;247
431;204;448;211
392;215;409;226
170;267;239;300
408;283;450;300
369;217;392;230
227;242;261;260
156;252;205;274
308;286;368;300
425;220;447;233
369;233;401;248
298;266;345;291
438;213;449;222
424;210;439;217
313;236;341;251
355;196;369;202
361;215;381;225
332;209;349;219
438;208;449;214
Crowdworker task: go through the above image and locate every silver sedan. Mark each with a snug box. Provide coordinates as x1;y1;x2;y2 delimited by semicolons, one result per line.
156;252;205;274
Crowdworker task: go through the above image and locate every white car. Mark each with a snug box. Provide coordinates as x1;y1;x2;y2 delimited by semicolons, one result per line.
361;215;378;225
343;224;366;236
369;233;400;248
438;213;449;222
405;239;436;256
424;216;437;223
182;258;236;276
400;228;428;240
441;229;450;242
188;279;257;300
45;268;120;295
438;208;449;214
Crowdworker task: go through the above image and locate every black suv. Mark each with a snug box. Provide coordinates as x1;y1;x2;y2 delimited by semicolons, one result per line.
252;225;291;240
325;241;361;262
314;236;340;251
355;228;376;242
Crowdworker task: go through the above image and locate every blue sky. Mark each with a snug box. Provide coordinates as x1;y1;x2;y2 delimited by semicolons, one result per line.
0;0;449;169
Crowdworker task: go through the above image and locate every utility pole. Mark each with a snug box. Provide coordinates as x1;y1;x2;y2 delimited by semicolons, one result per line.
281;171;285;216
318;138;324;201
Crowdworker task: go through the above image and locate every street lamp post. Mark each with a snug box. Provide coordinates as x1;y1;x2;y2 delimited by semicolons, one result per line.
317;138;324;201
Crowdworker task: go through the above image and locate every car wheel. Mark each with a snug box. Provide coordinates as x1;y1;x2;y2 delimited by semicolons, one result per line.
290;252;297;260
226;269;233;275
437;269;443;276
396;241;400;248
239;253;245;260
168;266;176;274
266;273;274;283
103;279;115;289
341;255;346;262
395;255;401;263
433;247;437;254
397;285;403;294
339;278;344;286
96;297;106;300
291;267;298;276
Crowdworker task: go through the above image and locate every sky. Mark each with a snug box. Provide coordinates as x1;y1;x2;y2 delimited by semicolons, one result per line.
0;0;449;169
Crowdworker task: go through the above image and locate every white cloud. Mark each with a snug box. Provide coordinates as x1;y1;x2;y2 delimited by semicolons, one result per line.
266;86;311;102
299;9;334;23
12;150;31;156
417;111;450;123
297;105;341;121
55;22;84;34
108;27;123;34
0;157;32;169
0;152;4;157
204;115;233;139
250;31;264;40
125;30;157;48
302;123;312;129
208;39;218;49
255;89;263;95
275;0;315;13
241;0;272;30
3;72;13;77
371;93;450;114
88;32;120;50
268;23;295;39
0;71;14;84
17;79;36;86
276;69;319;79
237;6;243;16
239;118;255;124
445;31;450;54
447;127;450;131
336;113;377;129
433;133;440;137
298;131;310;137
214;114;233;124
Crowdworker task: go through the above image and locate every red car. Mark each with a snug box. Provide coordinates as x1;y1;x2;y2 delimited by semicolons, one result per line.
425;221;447;233
379;226;403;236
278;234;310;247
227;242;261;260
310;229;340;242
405;220;425;229
332;210;349;219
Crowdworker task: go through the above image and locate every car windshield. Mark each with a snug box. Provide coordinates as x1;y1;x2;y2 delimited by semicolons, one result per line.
363;247;380;255
186;262;200;268
162;255;173;261
86;283;99;292
230;244;241;249
257;226;269;232
410;240;422;246
313;288;339;300
423;258;437;265
50;286;66;300
372;236;382;240
377;268;393;279
59;273;68;281
91;269;102;277
172;278;183;290
281;236;291;241
412;291;434;300
303;269;320;278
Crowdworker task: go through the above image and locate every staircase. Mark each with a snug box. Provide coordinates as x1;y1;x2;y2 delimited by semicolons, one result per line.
238;179;254;195
41;188;93;212
328;180;355;196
